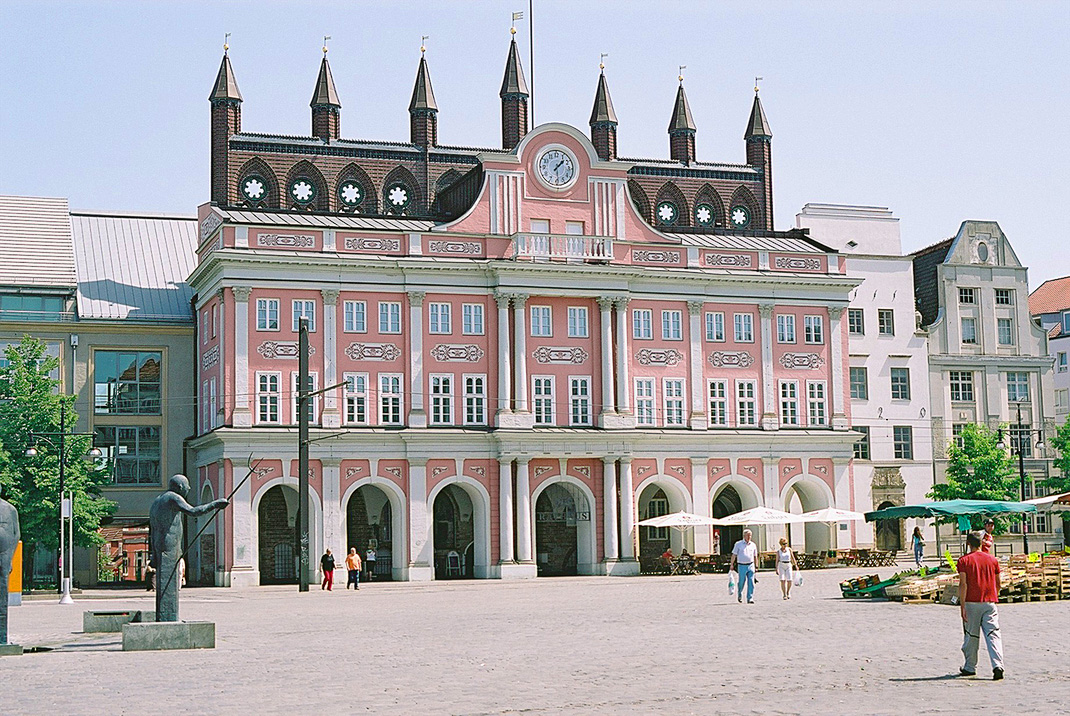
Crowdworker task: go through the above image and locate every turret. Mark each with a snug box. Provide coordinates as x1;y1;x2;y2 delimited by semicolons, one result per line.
668;81;696;164
589;66;618;161
409;51;438;148
310;50;341;141
500;35;529;150
209;48;242;205
744;90;773;230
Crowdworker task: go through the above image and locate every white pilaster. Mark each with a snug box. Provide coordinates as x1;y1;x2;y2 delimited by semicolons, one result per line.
602;457;619;562
229;460;257;587
614;297;632;416
687;301;706;429
690;457;711;553
407;458;433;580
761;456;781;551
833;458;852;549
515;457;533;563
495;293;512;421
321;459;343;562
498;457;515;564
619;457;636;562
232;286;253;427
829;305;848;430
758;303;778;430
408;291;427;428
598;297;617;425
512;294;530;414
321;289;341;428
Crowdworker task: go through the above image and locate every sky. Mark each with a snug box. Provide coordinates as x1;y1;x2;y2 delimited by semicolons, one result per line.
1;1;1068;289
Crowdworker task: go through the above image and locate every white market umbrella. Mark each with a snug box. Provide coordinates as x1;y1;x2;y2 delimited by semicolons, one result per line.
715;507;808;525
637;511;722;528
1025;490;1070;512
797;508;867;523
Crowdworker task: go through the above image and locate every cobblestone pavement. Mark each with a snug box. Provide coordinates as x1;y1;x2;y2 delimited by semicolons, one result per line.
4;567;1069;715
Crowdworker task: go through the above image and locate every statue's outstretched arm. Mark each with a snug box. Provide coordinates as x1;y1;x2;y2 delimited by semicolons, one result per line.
176;496;229;517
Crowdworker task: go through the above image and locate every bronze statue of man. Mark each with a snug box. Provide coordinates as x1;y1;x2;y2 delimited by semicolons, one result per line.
0;485;20;645
149;475;227;622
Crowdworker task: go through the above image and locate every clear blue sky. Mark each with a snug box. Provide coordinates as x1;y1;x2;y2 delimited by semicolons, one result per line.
2;1;1067;287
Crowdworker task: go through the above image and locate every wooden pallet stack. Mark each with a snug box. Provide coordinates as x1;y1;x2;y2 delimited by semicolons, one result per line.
999;555;1069;602
885;573;959;604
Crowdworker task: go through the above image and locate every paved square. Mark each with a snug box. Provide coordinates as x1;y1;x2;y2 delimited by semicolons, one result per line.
5;568;1069;715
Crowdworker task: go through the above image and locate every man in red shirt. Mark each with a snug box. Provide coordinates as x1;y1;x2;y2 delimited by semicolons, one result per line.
957;531;1004;680
980;519;995;554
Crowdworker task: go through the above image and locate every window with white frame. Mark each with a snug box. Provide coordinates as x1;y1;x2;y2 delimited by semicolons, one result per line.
633;309;653;339
211;305;218;338
807;381;827;426
853;426;871;460
949;371;974;402
850;367;868;400
661;310;683;340
997;317;1014;346
635;378;655;425
734;313;753;342
429;303;452;334
464;375;486;425
531;306;552;337
708;380;728;426
1064;311;1070;333
291;372;318;424
893;426;913;459
848;308;864;335
995;289;1014;305
961;317;978;344
202;312;209;343
777;314;796;343
378;302;401;334
256;298;279;331
462;303;484;335
804;315;824;344
736;380;757;427
343;373;368;425
379;374;403;425
201;381;210;428
890;367;911;400
569;377;592;426
952;423;967;449
343;300;366;333
705;312;725;342
292;300;316;332
530;218;550;234
1007;371;1030;403
568;306;589;338
878;309;894;336
1055;388;1068;411
663;379;685;426
430;375;453;425
256;372;280;424
533;376;554;425
564;220;584;235
779;381;799;426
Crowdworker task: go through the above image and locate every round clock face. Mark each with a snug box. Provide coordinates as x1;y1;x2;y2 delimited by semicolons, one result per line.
729;205;751;228
694;203;715;226
656;201;679;225
240;175;266;202
537;148;576;188
338;181;364;207
290;178;316;204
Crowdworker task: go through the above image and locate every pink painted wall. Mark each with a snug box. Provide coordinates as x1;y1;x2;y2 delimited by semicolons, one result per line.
525;295;601;425
421;293;495;426
770;306;832;428
778;458;804;491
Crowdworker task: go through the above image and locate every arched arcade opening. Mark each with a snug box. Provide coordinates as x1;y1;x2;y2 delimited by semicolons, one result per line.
534;480;595;576
346;485;395;581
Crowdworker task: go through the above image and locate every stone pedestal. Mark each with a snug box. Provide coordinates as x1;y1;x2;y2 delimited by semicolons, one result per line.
122;621;215;651
498;562;538;579
83;610;155;633
606;559;640;576
0;643;22;656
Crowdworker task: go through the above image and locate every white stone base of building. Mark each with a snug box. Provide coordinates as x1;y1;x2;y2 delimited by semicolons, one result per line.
496;562;538;579
604;559;640;576
229;567;259;588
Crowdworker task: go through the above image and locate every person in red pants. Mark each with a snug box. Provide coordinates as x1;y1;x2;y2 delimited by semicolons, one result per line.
320;549;336;591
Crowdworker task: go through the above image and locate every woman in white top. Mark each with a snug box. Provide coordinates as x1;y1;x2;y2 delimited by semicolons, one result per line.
776;538;800;600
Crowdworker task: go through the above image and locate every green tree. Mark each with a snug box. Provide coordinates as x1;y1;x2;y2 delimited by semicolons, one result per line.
928;423;1018;531
1042;418;1070;543
0;336;114;584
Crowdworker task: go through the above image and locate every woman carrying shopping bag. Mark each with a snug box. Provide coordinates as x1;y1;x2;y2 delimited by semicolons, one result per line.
776;538;800;600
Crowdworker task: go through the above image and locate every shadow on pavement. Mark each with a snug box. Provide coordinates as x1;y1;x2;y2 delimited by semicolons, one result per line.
888;674;965;682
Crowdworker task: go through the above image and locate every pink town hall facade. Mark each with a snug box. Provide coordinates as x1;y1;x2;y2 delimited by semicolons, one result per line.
189;42;860;586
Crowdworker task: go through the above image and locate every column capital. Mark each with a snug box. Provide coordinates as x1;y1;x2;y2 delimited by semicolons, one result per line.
321;289;340;306
216;287;226;303
407;290;426;307
828;305;845;321
758;303;774;319
612;296;631;310
687;300;704;316
596;296;616;311
319;456;343;468
408;456;429;468
495;292;512;309
618;456;633;466
231;285;253;303
498;456;513;466
510;293;529;307
602;455;617;466
516;455;531;466
689;456;708;467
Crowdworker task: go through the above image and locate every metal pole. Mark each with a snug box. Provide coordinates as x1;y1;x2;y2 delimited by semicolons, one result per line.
528;0;534;126
1016;403;1028;554
58;402;67;600
298;316;310;592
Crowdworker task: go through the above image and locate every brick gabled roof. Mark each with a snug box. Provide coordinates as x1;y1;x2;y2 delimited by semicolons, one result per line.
1028;276;1070;316
911;237;954;327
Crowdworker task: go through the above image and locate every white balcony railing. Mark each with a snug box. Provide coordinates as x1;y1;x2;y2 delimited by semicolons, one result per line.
511;233;614;262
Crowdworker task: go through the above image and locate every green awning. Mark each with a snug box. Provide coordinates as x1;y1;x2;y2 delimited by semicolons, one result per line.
865;500;1037;531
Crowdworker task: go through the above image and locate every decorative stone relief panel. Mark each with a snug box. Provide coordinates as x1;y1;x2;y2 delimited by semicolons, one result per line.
707;351;754;368
257;341;316;359
199;212;223;242
344;237;401;252
774;256;821;271
431;344;485;362
531;346;588;364
345;343;402;361
635;348;684;366
778;353;825;369
428;240;481;255
631;249;681;264
704;253;752;268
201;345;220;369
257;234;315;248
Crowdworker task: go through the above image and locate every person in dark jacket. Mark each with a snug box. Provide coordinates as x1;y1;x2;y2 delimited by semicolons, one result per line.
320;549;336;591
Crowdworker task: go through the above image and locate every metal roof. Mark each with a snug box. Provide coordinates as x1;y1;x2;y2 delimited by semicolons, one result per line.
215;208;435;232
666;232;826;254
0;195;76;287
70;212;197;321
590;72;618;125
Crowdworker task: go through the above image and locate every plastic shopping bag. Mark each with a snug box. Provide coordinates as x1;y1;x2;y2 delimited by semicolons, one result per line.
793;572;804;587
728;570;737;594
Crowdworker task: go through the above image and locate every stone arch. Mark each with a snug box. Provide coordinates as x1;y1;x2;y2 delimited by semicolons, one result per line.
381;165;424;215
627;180;651;223
531;475;598;576
341;477;408;580
780;474;835;554
335;162;378;214
195;482;217;586
654;181;689;227
283;160;330;211
251;476;323;585
636;474;694;561
728;185;761;230
693;184;726;228
235;157;280;209
874;500;904;551
426;475;492;579
709;476;763;555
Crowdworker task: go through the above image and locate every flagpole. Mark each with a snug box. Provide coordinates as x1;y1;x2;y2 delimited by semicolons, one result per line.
528;0;534;126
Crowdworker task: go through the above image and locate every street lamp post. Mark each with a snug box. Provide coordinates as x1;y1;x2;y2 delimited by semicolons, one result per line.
996;402;1046;555
25;401;101;604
